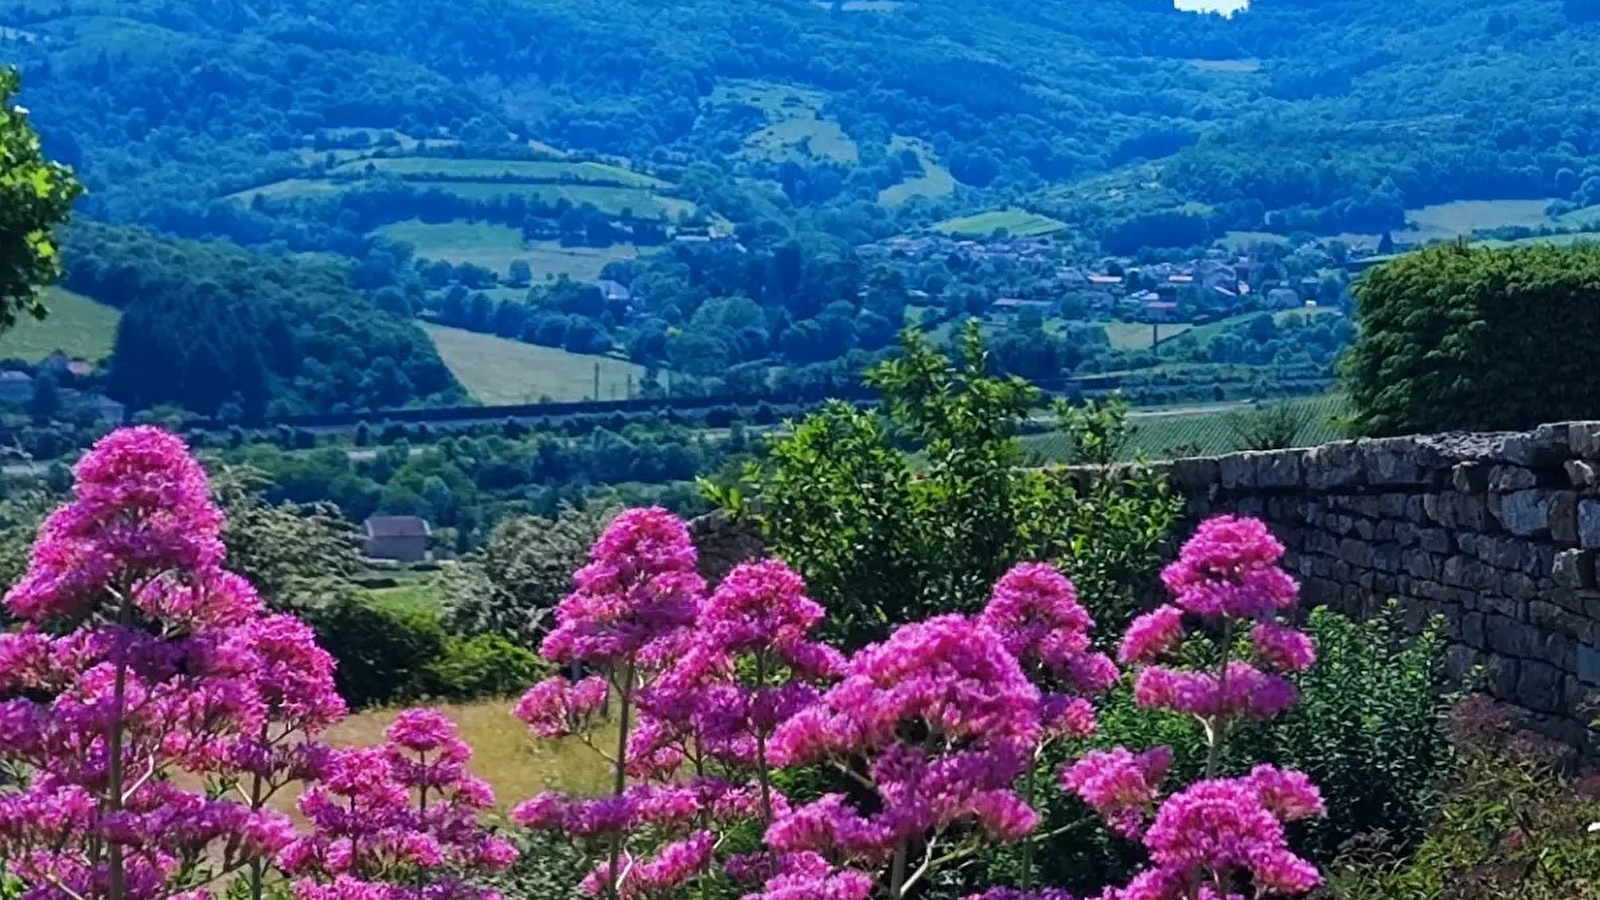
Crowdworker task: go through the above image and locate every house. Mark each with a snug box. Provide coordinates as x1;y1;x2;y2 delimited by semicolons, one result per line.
1141;300;1181;322
596;280;632;303
990;298;1056;320
0;371;33;404
361;516;433;562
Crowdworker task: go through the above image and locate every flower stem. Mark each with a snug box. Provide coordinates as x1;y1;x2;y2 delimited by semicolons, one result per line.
1205;619;1235;779
753;651;778;876
607;661;635;900
106;595;132;900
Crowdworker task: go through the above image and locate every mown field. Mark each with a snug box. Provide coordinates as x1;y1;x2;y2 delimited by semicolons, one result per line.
0;289;120;362
1024;393;1349;462
934;208;1067;238
423;323;649;404
332;157;665;188
879;136;957;206
714;78;860;164
376;221;643;280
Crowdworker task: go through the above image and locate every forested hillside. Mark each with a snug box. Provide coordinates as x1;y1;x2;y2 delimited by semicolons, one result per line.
7;0;1600;419
10;0;1600;239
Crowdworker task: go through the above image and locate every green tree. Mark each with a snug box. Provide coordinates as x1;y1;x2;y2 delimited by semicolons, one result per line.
715;324;1179;649
1343;243;1600;435
211;464;362;612
436;502;621;643
0;70;83;332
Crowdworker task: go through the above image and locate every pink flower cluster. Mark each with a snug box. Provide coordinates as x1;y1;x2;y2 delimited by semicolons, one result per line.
0;428;347;900
281;709;516;900
1120;516;1314;722
981;563;1117;740
1105;767;1324;900
539;508;705;667
763;613;1041;894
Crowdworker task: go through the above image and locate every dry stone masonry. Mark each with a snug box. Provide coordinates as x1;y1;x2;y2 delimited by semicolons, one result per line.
686;421;1600;751
1166;422;1600;751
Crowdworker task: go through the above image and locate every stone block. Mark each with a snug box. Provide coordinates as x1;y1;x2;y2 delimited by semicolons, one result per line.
1443;555;1471;587
1503;571;1537;601
1462;610;1486;648
1580;500;1600;550
1518;660;1564;714
1570;422;1600;458
1403;550;1437;581
1444;644;1482;681
1456;532;1480;555
1578;644;1600;686
1354;518;1376;540
1486;614;1532;657
1235;496;1265;518
1419;528;1452;554
1553;549;1597;590
1487;655;1521;700
1167;456;1221;491
1551;491;1581;544
1304;442;1364;490
1490;465;1539;492
1256;451;1303;489
1379;493;1408;518
1497;489;1550;537
1423;493;1453;527
1218;453;1258;490
1463;494;1495;532
1499;430;1562;467
1371;542;1402;573
1376;520;1395;540
1568;459;1600;489
1522;543;1556;577
1361;437;1429;485
1405;495;1429;523
1452;461;1489;493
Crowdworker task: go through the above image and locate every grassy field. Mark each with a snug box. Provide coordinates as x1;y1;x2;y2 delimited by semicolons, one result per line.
1167;307;1342;348
0;289;120;362
715;78;859;164
376;222;640;281
332;157;665;188
1098;320;1195;351
423;323;649;404
1405;198;1557;242
377;221;530;274
230;176;693;220
1024;393;1349;462
879;136;957;206
934;208;1067;238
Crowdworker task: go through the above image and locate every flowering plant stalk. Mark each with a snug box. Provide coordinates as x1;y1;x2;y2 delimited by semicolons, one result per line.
0;428;313;900
1062;515;1326;900
279;708;517;900
511;509;706;900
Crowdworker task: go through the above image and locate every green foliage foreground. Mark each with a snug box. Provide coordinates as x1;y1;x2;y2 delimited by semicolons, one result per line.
1345;242;1600;435
0;69;82;334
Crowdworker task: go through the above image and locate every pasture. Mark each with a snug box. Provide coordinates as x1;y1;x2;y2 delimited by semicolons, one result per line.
715;78;860;164
1023;393;1348;462
1404;198;1558;242
332;157;665;188
879;136;957;206
933;208;1067;238
423;324;649;405
0;289;120;363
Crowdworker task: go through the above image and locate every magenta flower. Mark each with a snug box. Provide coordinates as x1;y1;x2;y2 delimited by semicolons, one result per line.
1136;775;1322;898
539;508;705;667
1250;622;1317;673
1118;605;1185;666
282;708;515;900
1059;747;1172;838
1159;517;1298;620
513;675;609;739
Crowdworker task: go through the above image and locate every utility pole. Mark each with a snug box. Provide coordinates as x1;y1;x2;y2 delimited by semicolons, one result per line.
593;362;600;401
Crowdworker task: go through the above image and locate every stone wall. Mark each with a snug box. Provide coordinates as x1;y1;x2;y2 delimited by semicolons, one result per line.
686;421;1600;749
1163;421;1600;750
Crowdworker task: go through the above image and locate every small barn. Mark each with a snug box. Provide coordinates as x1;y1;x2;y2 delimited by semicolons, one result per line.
361;516;432;562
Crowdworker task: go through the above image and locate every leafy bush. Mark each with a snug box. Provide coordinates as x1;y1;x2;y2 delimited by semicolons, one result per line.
1226;401;1313;450
1344;242;1600;435
423;633;545;701
305;590;449;709
1240;605;1458;862
1323;698;1600;900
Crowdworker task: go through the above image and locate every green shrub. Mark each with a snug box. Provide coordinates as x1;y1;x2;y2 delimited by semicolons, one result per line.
424;633;545;701
1344;242;1600;435
1239;604;1459;862
1323;698;1600;900
306;590;448;710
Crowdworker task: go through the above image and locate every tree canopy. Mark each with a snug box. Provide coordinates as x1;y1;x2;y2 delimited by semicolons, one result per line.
0;69;81;332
